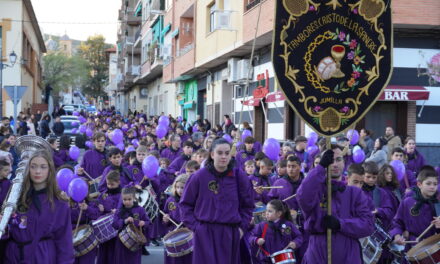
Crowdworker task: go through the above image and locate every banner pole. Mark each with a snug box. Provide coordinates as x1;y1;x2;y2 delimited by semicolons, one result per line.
326;137;332;264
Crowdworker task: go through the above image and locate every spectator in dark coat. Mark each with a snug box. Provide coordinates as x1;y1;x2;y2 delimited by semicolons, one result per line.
222;114;235;135
40;114;51;139
52;116;65;136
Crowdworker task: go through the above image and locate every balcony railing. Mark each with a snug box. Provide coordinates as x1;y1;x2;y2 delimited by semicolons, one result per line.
246;0;261;11
176;43;194;58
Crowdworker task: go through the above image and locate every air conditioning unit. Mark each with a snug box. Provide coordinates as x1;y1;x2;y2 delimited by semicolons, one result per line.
162;45;171;59
227;58;240;83
215;11;231;30
131;65;141;76
237;59;252;82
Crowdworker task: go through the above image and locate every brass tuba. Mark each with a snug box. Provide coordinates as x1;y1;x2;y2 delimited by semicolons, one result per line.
0;135;52;237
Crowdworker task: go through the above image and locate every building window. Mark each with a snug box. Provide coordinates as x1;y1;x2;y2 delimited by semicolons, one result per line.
245;0;261;11
209;3;217;33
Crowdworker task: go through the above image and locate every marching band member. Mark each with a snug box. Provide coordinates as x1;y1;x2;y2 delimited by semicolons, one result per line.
98;147;134;192
161;135;182;163
4;151;74;263
0;159;11;264
77;132;107;179
297;145;374;263
168;141;194;175
180;138;254;264
249;199;303;263
251;158;276;204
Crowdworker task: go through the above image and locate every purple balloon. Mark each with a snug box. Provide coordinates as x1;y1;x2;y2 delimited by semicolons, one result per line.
121;125;129;132
68;178;88;202
85;128;93;138
72;111;80;116
56;168;75;192
112;129;124;144
71;128;78;134
390;160;406;181
85;141;94;149
306;145;319;157
236;141;243;149
156;125;168;139
116;143;125;151
241;130;252;141
177;116;183;122
131;139;139;148
263;138;280;161
106;117;111;123
78;116;87;124
193;125;199;132
307;132;319;147
125;146;135;154
71;121;79;127
222;134;232;143
347;129;360;145
79;125;87;134
142;156;159;179
352;149;365;163
132;130;137;137
159;116;170;127
69;146;80;160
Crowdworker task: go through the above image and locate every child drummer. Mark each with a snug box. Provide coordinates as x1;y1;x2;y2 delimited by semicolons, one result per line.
162;174;192;264
390;166;440;250
249;199;303;264
112;187;150;264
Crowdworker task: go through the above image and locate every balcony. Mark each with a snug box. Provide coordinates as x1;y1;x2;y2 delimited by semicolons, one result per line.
126;10;141;25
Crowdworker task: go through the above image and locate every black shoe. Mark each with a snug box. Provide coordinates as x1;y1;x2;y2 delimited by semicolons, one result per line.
142;247;150;256
151;239;160;246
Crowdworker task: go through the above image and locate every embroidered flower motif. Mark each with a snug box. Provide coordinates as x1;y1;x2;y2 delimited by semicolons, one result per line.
354;56;362;65
338;31;346;41
347;51;355;60
313;106;322;112
309;5;315;11
347;78;356;88
349;39;358;50
340;106;350;113
351;71;361;79
353;8;358;14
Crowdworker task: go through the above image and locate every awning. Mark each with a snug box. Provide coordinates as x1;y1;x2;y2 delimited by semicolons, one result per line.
183;101;195;109
379;86;430;101
161;23;171;35
265;91;285;102
241;98;260;106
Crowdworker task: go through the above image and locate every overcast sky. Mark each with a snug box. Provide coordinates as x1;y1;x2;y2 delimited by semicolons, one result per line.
31;0;120;44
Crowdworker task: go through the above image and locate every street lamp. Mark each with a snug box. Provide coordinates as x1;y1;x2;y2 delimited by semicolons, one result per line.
0;42;18;118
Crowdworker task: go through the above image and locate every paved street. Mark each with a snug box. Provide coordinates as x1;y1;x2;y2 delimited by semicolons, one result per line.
142;246;165;264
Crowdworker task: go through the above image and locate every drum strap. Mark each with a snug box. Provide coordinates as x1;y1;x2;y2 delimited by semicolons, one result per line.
258;223;271;257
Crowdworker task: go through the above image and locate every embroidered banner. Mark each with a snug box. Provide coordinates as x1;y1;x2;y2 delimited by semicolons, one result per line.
272;0;393;136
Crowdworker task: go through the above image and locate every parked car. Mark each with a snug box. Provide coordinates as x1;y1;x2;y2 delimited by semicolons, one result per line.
60;115;79;143
63;104;87;115
86;105;97;114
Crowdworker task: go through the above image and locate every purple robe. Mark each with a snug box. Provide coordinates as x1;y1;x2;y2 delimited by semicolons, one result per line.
112;205;150;264
168;154;191;175
268;176;303;210
161;147;182;163
98;165;134;192
80;149;107;179
253;141;262;153
157;169;176;194
405;149;426;175
53;150;65;168
361;186;395;229
389;193;438;252
5;194;74;264
70;202;100;264
59;149;74;164
248;173;276;204
0;178;11;205
180;166;255;264
179;134;190;146
163;196;193;264
248;220;303;263
296;165;374;264
398;169;417;195
235;150;255;171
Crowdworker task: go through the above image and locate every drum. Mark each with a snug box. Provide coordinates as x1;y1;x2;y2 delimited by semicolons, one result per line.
73;225;98;257
406;233;440;264
270;249;296;263
136;186;159;221
92;213;118;243
118;224;147;252
371;222;392;246
360;237;382;264
88;176;101;199
253;205;266;225
388;243;405;259
163;228;194;257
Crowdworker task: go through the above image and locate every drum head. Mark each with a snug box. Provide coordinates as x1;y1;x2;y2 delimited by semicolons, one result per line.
165;231;192;244
73;225;90;244
92;214;113;226
253;206;266;214
407;233;440;260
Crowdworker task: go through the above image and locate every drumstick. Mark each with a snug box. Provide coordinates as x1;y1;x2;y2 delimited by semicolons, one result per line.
404;240;418;244
81;170;94;182
138;176;147;187
159;210;180;227
259;186;283;189
173;222;183;231
417;223;434;241
74;208;83;237
282;194;297;202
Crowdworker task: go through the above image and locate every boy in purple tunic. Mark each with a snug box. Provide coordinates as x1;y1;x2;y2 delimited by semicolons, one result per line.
250;158;276;204
293;136;311;172
390;166;440;252
77;132;108;179
249;200;303;263
296;145;375;264
0;159;11;263
162;174;192;264
98;147;134;192
94;171;121;264
168;141;194;175
180;138;255;264
391;147;417;195
161;134;182;163
361;162;394;229
112;187;150;264
235;136;257;171
5;150;74;264
70;199;100;264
